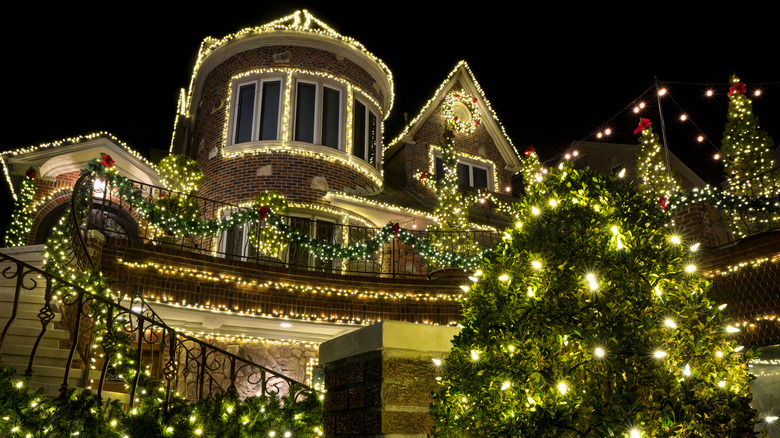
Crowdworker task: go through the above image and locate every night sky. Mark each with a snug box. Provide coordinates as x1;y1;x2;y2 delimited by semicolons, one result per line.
2;4;778;233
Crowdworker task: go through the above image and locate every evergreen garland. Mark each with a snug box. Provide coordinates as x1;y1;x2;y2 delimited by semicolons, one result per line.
3;168;38;247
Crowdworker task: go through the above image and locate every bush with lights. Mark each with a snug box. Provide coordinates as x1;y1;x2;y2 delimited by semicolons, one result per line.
519;146;545;189
429;164;762;437
720;75;778;197
635;118;680;202
3;167;38;247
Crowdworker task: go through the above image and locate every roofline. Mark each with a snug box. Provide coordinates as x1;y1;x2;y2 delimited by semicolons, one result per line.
385;61;522;172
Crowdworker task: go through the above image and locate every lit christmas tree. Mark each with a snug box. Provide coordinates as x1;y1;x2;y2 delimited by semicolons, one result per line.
520;145;545;189
430;165;761;437
720;75;778;196
635;118;680;202
422;127;475;270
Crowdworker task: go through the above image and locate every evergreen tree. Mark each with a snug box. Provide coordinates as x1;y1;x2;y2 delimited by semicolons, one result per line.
720;75;777;196
430;165;761;437
635;118;680;201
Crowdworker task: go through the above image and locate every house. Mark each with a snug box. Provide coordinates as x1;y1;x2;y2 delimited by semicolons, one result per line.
3;10;780;437
0;10;523;393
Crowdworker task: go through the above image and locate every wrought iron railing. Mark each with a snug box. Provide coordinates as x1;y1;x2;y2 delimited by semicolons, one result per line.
0;250;313;404
79;173;500;277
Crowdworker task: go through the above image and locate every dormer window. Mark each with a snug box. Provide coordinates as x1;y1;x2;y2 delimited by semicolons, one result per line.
231;78;283;144
352;98;378;167
293;80;342;149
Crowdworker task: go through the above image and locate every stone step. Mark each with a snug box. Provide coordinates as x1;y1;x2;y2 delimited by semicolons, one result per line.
0;245;46;266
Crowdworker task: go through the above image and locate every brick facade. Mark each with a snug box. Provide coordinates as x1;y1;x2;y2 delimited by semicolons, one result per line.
191;45;385;207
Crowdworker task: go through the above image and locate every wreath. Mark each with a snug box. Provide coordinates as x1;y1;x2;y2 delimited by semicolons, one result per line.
443;91;481;133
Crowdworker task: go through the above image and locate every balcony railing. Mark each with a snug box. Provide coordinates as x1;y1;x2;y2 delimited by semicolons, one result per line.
0;250;313;404
83;175;500;278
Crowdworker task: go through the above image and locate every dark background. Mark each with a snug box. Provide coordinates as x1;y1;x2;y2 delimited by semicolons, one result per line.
2;4;777;233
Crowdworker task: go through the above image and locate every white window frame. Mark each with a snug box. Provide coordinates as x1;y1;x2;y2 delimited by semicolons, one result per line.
293;78;344;150
230;76;284;145
433;152;495;191
352;97;380;167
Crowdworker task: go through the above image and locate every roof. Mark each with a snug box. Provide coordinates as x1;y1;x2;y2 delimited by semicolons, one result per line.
384;61;522;173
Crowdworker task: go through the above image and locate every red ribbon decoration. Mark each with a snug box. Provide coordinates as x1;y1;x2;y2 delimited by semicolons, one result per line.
524;146;535;156
634;118;651;135
391;222;400;238
472;96;477;103
657;196;668;210
25;169;37;181
474;119;480;126
420;172;428;180
100;153;116;168
258;205;271;219
729;82;746;96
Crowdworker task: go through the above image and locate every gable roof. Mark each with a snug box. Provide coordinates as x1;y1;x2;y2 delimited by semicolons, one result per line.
385;61;522;172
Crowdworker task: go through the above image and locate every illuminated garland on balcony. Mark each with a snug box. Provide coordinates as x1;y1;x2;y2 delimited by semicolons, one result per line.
82;155;486;269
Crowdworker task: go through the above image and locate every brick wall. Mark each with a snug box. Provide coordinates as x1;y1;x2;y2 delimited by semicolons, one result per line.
404;80;514;199
191;44;385;206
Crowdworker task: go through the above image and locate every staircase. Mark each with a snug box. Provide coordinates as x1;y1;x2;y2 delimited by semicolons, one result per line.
0;245;128;402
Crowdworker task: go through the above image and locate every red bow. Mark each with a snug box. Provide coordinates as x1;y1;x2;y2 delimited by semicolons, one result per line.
472;97;477;103
524;146;535;156
474;119;480;126
25;169;37;181
729;82;746;96
634;118;651;135
258;205;271;219
391;222;400;238
657;196;668;210
420;172;428;180
100;153;115;168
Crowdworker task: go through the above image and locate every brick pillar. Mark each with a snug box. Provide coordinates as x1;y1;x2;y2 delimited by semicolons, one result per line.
320;321;459;437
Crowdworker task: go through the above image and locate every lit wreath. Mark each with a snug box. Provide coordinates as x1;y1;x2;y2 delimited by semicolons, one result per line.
443;91;481;133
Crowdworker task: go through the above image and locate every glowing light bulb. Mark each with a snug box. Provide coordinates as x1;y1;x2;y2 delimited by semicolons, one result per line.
594;347;605;358
654;350;667;359
630;429;641;438
683;363;691;376
726;326;740;333
680;114;687;121
586;273;598;290
658;88;667;96
664;319;677;329
498;274;510;282
432;358;442;366
558;382;568;394
531;261;541;270
706;89;713;96
531;206;540;215
670;235;681;244
685;265;696;273
697;135;704;142
501;381;511;390
690;243;700;252
470;350;480;361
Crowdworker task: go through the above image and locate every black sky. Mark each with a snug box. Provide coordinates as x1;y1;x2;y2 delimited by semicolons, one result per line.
2;4;778;232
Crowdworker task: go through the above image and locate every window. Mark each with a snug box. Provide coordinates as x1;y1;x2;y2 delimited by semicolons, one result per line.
353;99;378;166
232;78;282;144
294;80;342;149
435;156;490;190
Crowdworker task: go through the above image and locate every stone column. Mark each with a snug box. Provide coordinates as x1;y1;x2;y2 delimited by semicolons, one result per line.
320;321;459;437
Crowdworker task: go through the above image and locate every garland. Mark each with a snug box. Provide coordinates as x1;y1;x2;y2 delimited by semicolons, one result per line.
86;156;486;269
442;91;481;134
3;168;37;247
